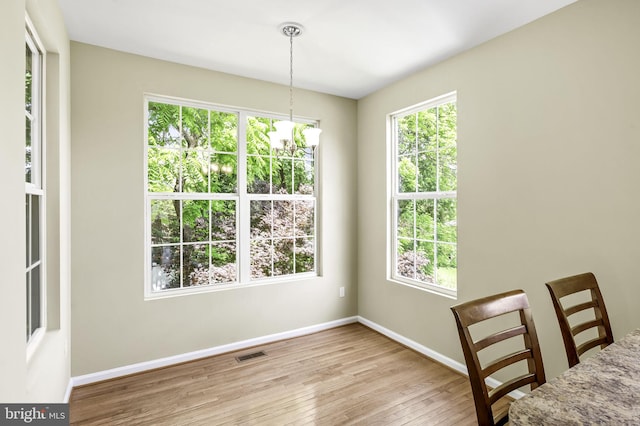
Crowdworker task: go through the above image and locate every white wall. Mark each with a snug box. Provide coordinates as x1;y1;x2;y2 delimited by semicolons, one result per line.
70;43;358;376
0;0;71;402
357;0;640;380
0;0;28;404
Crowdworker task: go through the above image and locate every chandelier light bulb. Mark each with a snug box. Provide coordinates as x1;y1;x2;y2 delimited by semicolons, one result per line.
303;127;322;147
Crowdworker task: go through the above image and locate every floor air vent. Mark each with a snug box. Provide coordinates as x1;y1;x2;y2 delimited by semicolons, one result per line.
235;351;267;362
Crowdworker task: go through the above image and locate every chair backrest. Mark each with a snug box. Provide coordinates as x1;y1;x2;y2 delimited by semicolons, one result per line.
545;272;614;368
451;290;546;426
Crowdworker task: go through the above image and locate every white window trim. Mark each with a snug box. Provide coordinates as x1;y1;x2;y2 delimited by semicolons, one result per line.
388;91;457;299
143;94;320;300
25;13;47;359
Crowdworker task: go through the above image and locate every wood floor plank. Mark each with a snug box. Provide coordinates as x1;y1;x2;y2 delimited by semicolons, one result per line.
70;323;486;425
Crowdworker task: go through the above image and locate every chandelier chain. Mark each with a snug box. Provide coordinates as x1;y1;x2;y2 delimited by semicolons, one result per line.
268;22;320;149
289;31;294;122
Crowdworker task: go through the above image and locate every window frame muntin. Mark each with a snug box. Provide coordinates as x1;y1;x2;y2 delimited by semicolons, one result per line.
143;94;320;300
389;91;457;298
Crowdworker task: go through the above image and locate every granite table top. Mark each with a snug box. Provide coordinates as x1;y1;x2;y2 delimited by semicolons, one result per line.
509;328;640;425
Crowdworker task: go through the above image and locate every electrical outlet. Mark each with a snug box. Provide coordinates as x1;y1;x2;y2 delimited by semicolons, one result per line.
339;287;345;298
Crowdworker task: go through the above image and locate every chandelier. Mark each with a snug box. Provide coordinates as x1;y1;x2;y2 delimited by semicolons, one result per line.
268;23;322;151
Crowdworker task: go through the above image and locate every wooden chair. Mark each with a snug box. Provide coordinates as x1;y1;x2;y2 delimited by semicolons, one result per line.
545;272;614;368
451;290;546;426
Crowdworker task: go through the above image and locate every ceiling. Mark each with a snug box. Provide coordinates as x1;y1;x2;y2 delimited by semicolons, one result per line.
57;0;577;99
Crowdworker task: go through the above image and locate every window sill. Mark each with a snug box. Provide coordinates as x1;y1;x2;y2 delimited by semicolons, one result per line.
389;277;457;300
26;327;46;363
145;272;319;301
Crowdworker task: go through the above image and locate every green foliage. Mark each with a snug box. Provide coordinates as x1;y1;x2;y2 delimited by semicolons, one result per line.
148;100;317;289
395;101;457;289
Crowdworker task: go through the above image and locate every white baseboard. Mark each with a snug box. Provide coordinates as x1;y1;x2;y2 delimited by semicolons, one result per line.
70;316;358;388
63;378;73;403
357;316;525;400
357;316;468;374
69;315;523;400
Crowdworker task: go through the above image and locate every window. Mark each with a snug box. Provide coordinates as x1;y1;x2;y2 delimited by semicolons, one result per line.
390;92;457;297
145;97;319;298
25;19;45;344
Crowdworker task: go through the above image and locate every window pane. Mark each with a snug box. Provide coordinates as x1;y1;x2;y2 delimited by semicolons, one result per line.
26;195;30;267
250;200;272;237
25;43;32;113
396;239;416;280
273;200;293;237
25;116;32;183
181;107;209;149
26;276;30;340
151;199;180;244
246;116;272;156
436;199;457;243
397;114;416;155
397;200;414;239
148;102;181;148
398;155;417;193
251;239;273;279
182;200;210;243
247;155;271;194
439;148;457;191
437;242;457;289
416;240;435;283
212;242;236;283
293;159;314;194
30;265;41;335
438;103;457;150
417;108;437;152
182;244;211;287
182;243;209;287
210;111;237;152
273;239;294;276
417;151;437;192
182;149;209;193
416;199;434;241
295;238;314;273
151;246;180;290
210;153;237;193
211;200;236;242
272;158;292;194
31;195;40;263
148;148;180;192
294;200;314;237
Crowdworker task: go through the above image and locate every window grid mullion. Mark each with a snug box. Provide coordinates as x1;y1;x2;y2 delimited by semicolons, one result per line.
414;113;419;193
237;111;250;284
434;106;440;283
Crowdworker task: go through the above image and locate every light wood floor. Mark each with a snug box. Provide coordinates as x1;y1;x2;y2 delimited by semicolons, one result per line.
70;323;488;425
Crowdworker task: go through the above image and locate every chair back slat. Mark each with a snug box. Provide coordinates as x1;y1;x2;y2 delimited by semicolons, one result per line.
576;336;611;356
474;325;526;351
571;319;603;336
488;372;538;404
482;349;532;377
564;300;598;317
